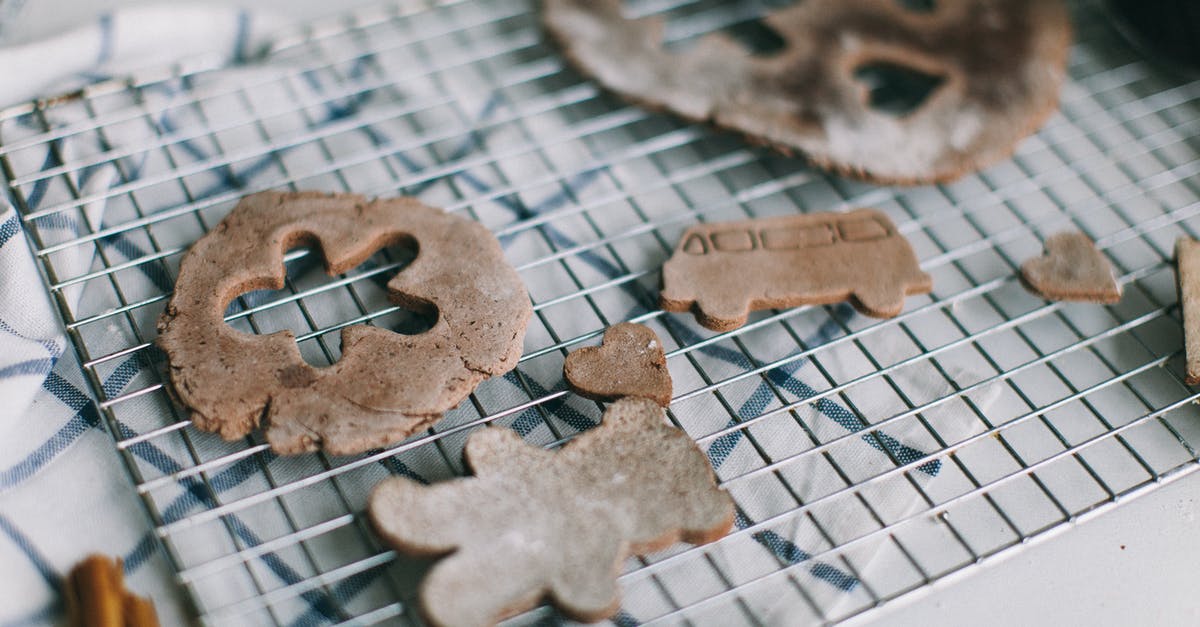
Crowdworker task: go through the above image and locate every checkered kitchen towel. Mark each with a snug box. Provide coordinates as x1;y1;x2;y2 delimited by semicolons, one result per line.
0;3;997;624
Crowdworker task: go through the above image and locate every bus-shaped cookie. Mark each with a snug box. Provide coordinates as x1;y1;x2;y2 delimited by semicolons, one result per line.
660;209;932;331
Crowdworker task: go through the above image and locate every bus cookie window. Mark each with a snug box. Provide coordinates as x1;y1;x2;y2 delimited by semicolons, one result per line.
761;225;835;250
839;218;890;242
711;230;755;252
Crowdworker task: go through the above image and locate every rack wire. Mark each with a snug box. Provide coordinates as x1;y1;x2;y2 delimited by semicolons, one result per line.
2;0;1199;624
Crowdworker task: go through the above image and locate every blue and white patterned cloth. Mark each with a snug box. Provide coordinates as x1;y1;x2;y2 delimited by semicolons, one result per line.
0;4;997;624
0;6;275;624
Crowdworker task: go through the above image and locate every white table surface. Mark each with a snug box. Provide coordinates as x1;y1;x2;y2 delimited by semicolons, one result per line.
861;471;1200;627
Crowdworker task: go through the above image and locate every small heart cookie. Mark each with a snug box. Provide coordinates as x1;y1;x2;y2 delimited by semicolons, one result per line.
1020;232;1122;303
564;322;672;406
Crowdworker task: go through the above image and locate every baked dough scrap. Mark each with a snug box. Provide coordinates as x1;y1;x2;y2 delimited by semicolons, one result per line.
156;191;532;455
660;209;932;331
1020;232;1121;303
66;555;158;627
564;322;672;406
1176;238;1200;385
543;0;1072;184
369;398;734;627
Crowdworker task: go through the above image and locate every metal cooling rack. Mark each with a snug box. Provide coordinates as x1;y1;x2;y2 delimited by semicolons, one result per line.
2;0;1199;625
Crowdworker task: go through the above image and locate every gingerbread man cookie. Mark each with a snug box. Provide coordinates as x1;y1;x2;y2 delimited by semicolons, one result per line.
157;191;532;455
369;398;734;626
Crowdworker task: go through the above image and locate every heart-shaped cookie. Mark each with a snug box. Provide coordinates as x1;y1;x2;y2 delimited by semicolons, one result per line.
564;322;672;406
1020;232;1122;303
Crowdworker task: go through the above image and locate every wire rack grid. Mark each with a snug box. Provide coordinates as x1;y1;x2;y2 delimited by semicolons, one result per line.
2;0;1199;625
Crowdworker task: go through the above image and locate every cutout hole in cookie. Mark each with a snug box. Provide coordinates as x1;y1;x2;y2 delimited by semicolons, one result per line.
657;0;799;55
896;0;936;13
853;61;946;116
223;234;435;368
721;18;788;55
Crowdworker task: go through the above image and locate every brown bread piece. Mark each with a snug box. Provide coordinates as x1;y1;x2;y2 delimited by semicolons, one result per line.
157;191;532;455
369;398;734;627
564;322;672;406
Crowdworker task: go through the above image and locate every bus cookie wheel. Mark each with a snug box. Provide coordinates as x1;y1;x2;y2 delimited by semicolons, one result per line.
852;284;910;319
854;272;933;319
689;295;752;333
659;285;749;333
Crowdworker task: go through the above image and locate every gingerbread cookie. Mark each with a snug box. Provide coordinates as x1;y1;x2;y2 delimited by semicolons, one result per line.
1020;232;1122;303
157;191;532;455
66;555;158;627
369;397;734;627
660;209;932;331
564;322;672;406
543;0;1071;184
1176;238;1200;385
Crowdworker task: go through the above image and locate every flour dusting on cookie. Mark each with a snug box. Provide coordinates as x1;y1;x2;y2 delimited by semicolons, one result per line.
543;0;1072;184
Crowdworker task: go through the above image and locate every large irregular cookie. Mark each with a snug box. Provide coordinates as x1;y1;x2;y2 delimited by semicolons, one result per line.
157;191;532;455
543;0;1071;184
563;322;672;406
369;398;734;627
1020;232;1121;303
1176;238;1200;385
660;209;932;331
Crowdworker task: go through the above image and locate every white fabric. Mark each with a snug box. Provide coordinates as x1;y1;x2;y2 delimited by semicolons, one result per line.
0;5;277;625
0;4;279;109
